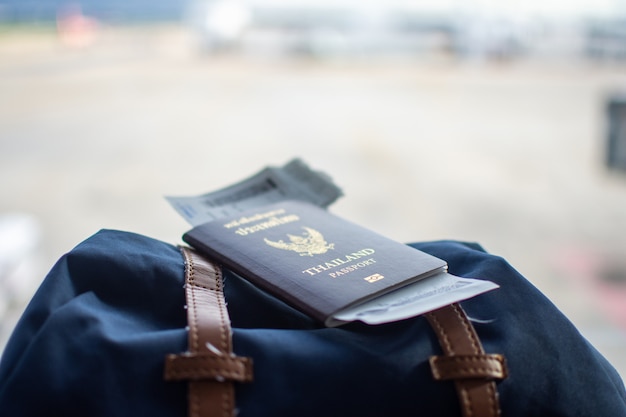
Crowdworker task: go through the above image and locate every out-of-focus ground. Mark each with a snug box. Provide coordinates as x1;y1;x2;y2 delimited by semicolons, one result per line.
1;20;626;377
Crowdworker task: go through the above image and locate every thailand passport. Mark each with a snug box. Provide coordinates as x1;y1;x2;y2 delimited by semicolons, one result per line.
183;200;448;326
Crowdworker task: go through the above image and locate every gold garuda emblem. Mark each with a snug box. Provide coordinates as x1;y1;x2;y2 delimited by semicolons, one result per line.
264;227;334;256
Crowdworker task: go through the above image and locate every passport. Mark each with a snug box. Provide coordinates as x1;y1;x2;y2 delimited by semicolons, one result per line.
183;200;448;327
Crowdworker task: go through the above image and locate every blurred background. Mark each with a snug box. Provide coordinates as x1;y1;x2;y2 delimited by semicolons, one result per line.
1;0;626;377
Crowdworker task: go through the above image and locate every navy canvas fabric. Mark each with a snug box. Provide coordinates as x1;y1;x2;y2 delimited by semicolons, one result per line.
0;229;624;416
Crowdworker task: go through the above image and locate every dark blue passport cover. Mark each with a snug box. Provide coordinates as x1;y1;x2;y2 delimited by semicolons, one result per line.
183;200;447;326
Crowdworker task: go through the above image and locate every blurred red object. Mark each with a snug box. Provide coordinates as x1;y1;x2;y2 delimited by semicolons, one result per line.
56;3;98;48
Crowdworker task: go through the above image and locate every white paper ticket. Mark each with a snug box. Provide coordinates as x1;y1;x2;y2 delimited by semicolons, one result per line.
333;272;498;325
166;159;343;226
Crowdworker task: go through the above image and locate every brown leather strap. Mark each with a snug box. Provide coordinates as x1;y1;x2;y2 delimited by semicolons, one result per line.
426;303;507;417
164;247;253;417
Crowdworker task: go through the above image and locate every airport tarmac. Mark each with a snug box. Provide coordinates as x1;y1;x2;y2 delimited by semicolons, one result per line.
1;25;625;377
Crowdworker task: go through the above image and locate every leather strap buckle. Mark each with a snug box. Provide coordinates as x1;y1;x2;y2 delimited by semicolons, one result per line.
426;303;507;417
429;354;508;381
164;351;253;382
164;247;253;417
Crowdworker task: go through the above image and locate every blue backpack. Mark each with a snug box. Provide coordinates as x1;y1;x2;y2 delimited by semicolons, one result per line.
0;229;624;416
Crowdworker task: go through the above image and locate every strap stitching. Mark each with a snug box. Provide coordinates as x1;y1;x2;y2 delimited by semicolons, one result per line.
182;249;202;417
167;369;250;380
458;385;473;417
183;249;200;353
213;266;232;417
426;311;453;354
189;383;201;417
451;303;482;354
215;267;229;353
487;379;498;416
